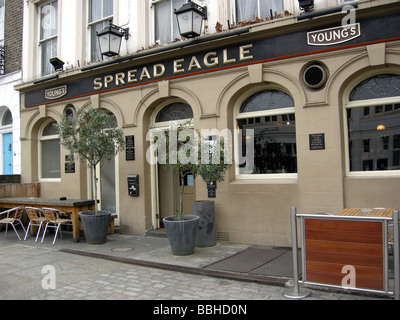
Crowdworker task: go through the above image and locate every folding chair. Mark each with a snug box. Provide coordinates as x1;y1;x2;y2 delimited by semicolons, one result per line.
0;206;26;241
41;208;72;245
24;207;46;242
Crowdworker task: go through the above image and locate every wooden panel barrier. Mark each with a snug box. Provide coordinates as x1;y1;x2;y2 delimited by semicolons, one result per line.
304;218;384;290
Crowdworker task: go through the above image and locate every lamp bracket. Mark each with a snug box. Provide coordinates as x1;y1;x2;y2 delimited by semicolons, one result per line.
107;20;130;40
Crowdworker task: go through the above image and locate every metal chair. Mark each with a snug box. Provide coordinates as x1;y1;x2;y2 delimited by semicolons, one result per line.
0;206;26;240
24;207;46;242
41;207;72;245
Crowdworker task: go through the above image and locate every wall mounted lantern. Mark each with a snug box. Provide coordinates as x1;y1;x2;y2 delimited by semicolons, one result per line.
97;20;129;58
174;0;207;39
298;0;314;12
49;57;65;72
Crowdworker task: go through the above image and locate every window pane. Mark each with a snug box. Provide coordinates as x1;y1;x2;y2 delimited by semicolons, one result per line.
240;90;294;113
41;38;57;76
172;0;185;40
41;139;61;179
42;121;58;136
350;74;400;101
156;102;193;123
2;109;12;126
347;106;400;171
90;21;107;62
103;0;113;19
155;0;171;43
90;0;113;22
236;0;257;21
0;0;4;45
238;114;297;174
40;1;58;40
260;0;284;18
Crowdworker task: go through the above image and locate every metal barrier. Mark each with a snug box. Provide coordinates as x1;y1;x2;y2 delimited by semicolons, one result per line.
284;207;399;299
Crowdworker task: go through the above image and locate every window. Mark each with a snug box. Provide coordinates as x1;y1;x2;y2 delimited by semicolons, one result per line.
153;0;185;44
235;0;283;22
346;74;400;173
39;1;58;76
0;0;4;47
88;0;113;62
40;121;60;179
1;109;12;126
155;102;193;123
236;90;297;177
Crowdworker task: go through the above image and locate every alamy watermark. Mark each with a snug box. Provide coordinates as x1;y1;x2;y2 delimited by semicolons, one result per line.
146;127;255;172
42;265;56;290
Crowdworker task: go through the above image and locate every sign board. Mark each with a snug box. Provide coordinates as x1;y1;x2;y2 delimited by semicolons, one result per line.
126;135;135;161
309;133;325;150
307;23;361;46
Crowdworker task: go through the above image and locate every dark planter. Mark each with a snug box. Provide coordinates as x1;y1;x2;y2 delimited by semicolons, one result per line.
192;200;216;247
79;211;111;245
163;215;199;256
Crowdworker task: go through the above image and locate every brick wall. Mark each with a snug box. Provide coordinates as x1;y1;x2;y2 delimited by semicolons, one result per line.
4;0;22;74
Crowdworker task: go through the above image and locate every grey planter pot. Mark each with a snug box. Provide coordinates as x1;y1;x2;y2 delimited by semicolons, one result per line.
163;215;199;256
192;200;216;247
79;211;111;245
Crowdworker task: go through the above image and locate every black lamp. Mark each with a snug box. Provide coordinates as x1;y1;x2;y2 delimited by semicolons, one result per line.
174;0;207;39
49;57;65;72
97;20;129;57
298;0;314;12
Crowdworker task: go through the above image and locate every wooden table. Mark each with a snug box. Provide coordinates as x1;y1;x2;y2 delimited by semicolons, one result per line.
337;208;395;218
0;197;95;243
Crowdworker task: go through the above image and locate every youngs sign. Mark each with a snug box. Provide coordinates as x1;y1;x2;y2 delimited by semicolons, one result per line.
307;23;361;46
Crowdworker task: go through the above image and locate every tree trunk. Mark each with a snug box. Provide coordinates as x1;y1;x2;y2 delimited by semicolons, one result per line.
179;171;185;220
93;163;98;214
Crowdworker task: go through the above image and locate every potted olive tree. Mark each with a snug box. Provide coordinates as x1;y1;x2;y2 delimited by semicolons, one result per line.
194;137;231;247
151;122;231;255
56;105;125;244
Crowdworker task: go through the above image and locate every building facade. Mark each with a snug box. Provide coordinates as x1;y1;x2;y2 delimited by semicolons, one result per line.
0;0;22;176
16;0;400;247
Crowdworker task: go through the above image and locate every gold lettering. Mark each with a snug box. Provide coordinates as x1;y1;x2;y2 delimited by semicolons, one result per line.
154;64;166;78
115;72;126;86
223;49;236;64
94;78;103;90
104;75;113;88
188;56;201;71
128;69;138;83
204;52;218;67
239;44;253;61
174;58;185;74
140;67;151;81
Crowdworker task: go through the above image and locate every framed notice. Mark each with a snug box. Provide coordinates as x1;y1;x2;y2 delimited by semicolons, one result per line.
309;133;325;150
126;135;135;161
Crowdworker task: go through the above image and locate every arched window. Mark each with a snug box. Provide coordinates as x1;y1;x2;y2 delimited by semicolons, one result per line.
346;74;400;173
236;90;297;176
155;102;193;123
1;109;12;126
40;120;60;179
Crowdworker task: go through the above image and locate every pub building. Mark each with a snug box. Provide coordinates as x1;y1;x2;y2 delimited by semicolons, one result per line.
16;0;400;247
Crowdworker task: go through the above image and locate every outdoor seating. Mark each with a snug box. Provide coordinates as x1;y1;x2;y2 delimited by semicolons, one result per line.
41;207;73;245
24;207;46;242
0;206;26;240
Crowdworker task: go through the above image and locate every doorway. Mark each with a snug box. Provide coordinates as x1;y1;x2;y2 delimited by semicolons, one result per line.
156;164;196;228
99;156;116;213
2;132;12;175
149;100;195;230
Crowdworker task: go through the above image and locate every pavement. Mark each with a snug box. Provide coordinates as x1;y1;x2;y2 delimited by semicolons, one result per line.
0;227;393;301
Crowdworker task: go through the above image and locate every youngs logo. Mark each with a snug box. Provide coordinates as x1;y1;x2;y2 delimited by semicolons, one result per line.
45;85;67;100
307;23;361;46
307;5;360;46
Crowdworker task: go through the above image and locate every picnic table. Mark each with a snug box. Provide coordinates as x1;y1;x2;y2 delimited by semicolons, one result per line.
0;197;95;243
